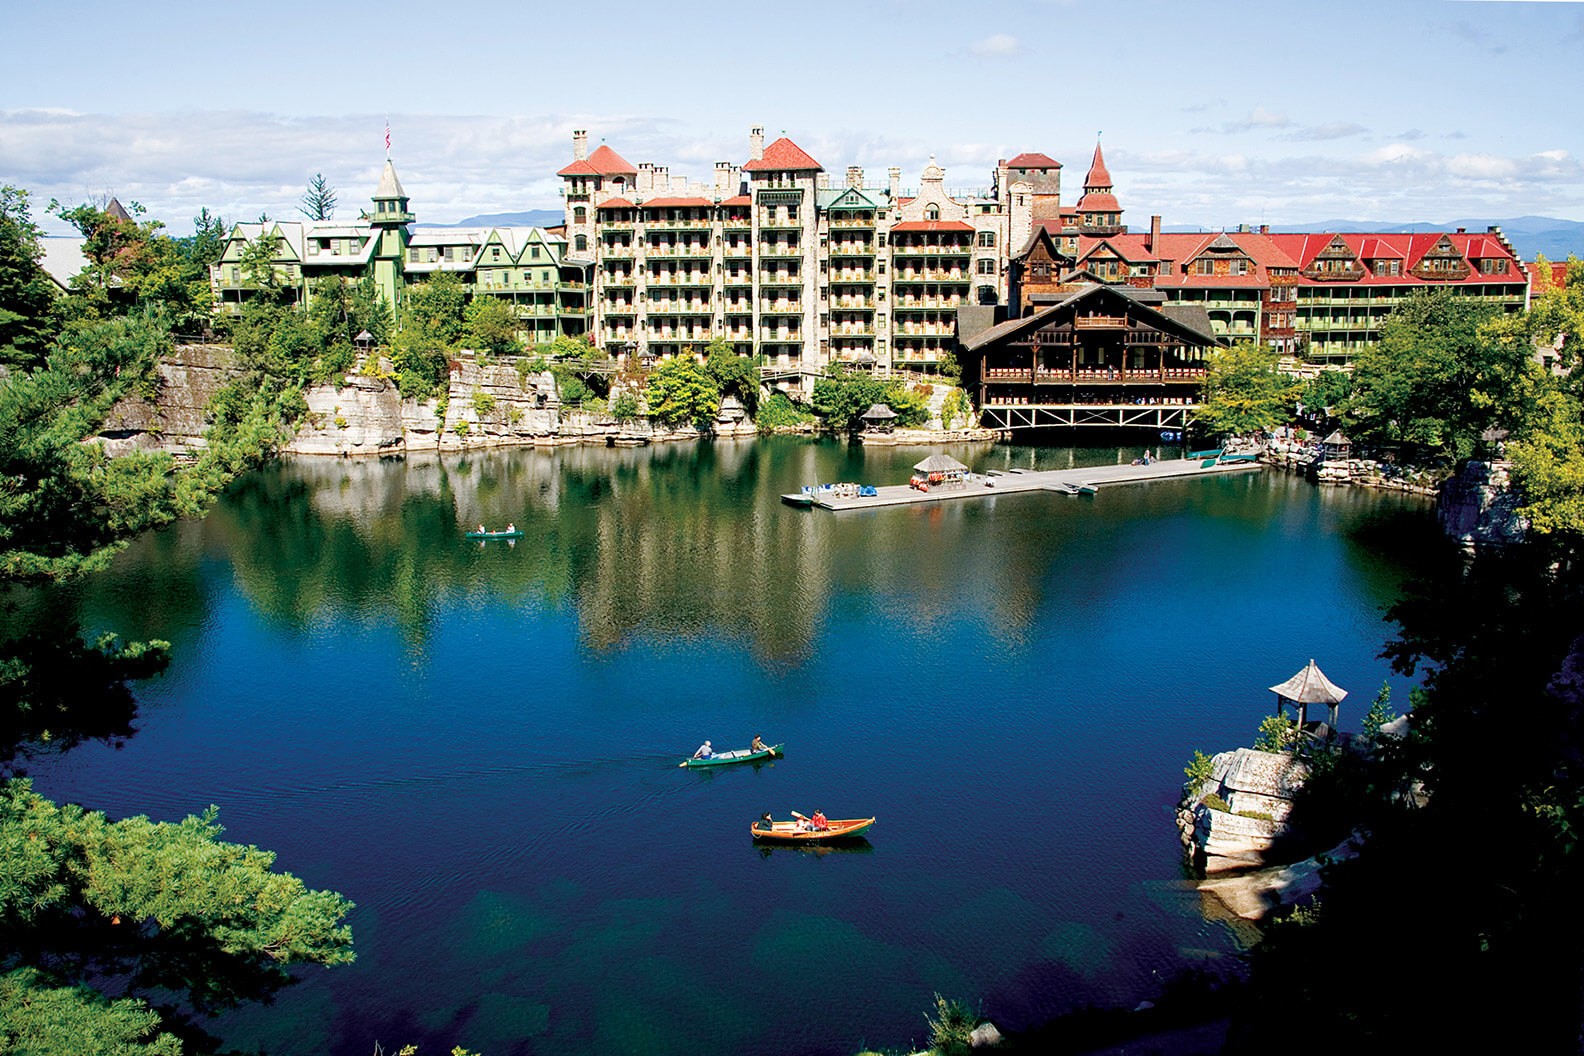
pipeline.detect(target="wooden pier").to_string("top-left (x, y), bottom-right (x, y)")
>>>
top-left (782, 456), bottom-right (1262, 511)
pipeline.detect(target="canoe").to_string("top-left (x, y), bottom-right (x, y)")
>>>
top-left (465, 530), bottom-right (524, 539)
top-left (680, 743), bottom-right (783, 768)
top-left (1077, 483), bottom-right (1098, 495)
top-left (751, 817), bottom-right (875, 842)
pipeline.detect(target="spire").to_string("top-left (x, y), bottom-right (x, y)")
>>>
top-left (375, 159), bottom-right (406, 201)
top-left (1084, 141), bottom-right (1112, 192)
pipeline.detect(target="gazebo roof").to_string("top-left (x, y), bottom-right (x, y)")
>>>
top-left (1269, 659), bottom-right (1348, 705)
top-left (914, 453), bottom-right (968, 473)
top-left (861, 403), bottom-right (898, 420)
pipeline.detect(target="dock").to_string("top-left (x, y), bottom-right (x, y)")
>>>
top-left (782, 456), bottom-right (1262, 511)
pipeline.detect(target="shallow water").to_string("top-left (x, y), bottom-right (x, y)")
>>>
top-left (13, 438), bottom-right (1441, 1055)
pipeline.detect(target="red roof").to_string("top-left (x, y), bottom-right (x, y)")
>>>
top-left (1084, 143), bottom-right (1112, 189)
top-left (557, 144), bottom-right (637, 178)
top-left (743, 137), bottom-right (822, 172)
top-left (720, 195), bottom-right (751, 207)
top-left (640, 197), bottom-right (713, 208)
top-left (1532, 261), bottom-right (1568, 289)
top-left (1007, 152), bottom-right (1062, 169)
top-left (892, 220), bottom-right (974, 232)
top-left (1075, 192), bottom-right (1120, 212)
top-left (596, 198), bottom-right (635, 210)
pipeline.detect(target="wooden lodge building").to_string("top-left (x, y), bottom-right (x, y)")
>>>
top-left (959, 224), bottom-right (1226, 433)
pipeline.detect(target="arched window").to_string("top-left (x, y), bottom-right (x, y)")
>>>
top-left (575, 234), bottom-right (587, 252)
top-left (925, 206), bottom-right (940, 221)
top-left (574, 206), bottom-right (586, 224)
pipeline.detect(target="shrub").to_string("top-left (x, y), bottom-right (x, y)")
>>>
top-left (755, 391), bottom-right (813, 433)
top-left (473, 391), bottom-right (496, 418)
top-left (1254, 714), bottom-right (1295, 753)
top-left (1201, 793), bottom-right (1231, 812)
top-left (1184, 749), bottom-right (1215, 789)
top-left (924, 993), bottom-right (978, 1056)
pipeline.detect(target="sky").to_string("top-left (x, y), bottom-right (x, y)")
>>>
top-left (4, 0), bottom-right (1582, 237)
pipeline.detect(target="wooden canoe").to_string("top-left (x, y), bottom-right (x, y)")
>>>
top-left (750, 817), bottom-right (875, 842)
top-left (465, 530), bottom-right (524, 539)
top-left (679, 743), bottom-right (783, 768)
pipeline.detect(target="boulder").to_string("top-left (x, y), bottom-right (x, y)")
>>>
top-left (970, 1022), bottom-right (1003, 1048)
top-left (1438, 460), bottom-right (1528, 550)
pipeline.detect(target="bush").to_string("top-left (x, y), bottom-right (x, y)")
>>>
top-left (1201, 793), bottom-right (1231, 812)
top-left (1184, 749), bottom-right (1215, 789)
top-left (924, 993), bottom-right (978, 1056)
top-left (1254, 714), bottom-right (1295, 753)
top-left (756, 391), bottom-right (813, 433)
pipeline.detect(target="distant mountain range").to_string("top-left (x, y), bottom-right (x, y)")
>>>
top-left (1165, 215), bottom-right (1584, 262)
top-left (422, 211), bottom-right (1583, 262)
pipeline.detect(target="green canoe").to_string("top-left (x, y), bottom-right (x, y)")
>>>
top-left (465, 530), bottom-right (524, 539)
top-left (679, 743), bottom-right (783, 768)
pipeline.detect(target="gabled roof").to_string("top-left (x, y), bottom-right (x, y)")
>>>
top-left (1083, 143), bottom-right (1112, 189)
top-left (819, 186), bottom-right (884, 210)
top-left (720, 194), bottom-right (752, 207)
top-left (597, 197), bottom-right (635, 210)
top-left (892, 220), bottom-right (973, 233)
top-left (743, 137), bottom-right (822, 172)
top-left (1007, 152), bottom-right (1062, 169)
top-left (965, 282), bottom-right (1227, 352)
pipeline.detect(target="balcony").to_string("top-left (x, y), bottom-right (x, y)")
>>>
top-left (642, 217), bottom-right (712, 230)
top-left (759, 244), bottom-right (803, 257)
top-left (890, 243), bottom-right (972, 256)
top-left (831, 297), bottom-right (876, 310)
top-left (759, 274), bottom-right (803, 287)
top-left (829, 216), bottom-right (876, 229)
top-left (1073, 315), bottom-right (1128, 329)
top-left (894, 270), bottom-right (968, 283)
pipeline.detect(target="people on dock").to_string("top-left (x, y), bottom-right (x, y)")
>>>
top-left (751, 734), bottom-right (768, 754)
top-left (692, 740), bottom-right (713, 760)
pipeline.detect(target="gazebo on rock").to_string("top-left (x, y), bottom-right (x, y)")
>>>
top-left (1269, 659), bottom-right (1348, 739)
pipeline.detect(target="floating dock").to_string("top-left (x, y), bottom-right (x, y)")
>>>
top-left (783, 456), bottom-right (1261, 511)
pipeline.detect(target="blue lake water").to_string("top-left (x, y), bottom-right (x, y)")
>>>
top-left (13, 438), bottom-right (1441, 1055)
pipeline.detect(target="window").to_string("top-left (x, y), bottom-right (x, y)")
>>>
top-left (574, 207), bottom-right (586, 224)
top-left (977, 231), bottom-right (996, 248)
top-left (575, 235), bottom-right (587, 252)
top-left (977, 259), bottom-right (996, 275)
top-left (925, 206), bottom-right (940, 221)
top-left (531, 246), bottom-right (541, 259)
top-left (491, 247), bottom-right (501, 260)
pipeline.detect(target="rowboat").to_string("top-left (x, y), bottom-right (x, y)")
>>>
top-left (679, 743), bottom-right (783, 768)
top-left (750, 817), bottom-right (875, 842)
top-left (465, 530), bottom-right (524, 539)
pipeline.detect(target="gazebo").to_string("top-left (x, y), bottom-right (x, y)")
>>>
top-left (861, 403), bottom-right (898, 433)
top-left (1269, 659), bottom-right (1348, 738)
top-left (914, 453), bottom-right (968, 485)
top-left (1321, 430), bottom-right (1351, 462)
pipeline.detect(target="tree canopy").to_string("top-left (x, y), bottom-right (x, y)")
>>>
top-left (1343, 290), bottom-right (1538, 463)
top-left (298, 173), bottom-right (337, 221)
top-left (810, 365), bottom-right (930, 430)
top-left (0, 187), bottom-right (59, 369)
top-left (644, 356), bottom-right (720, 426)
top-left (1191, 340), bottom-right (1300, 438)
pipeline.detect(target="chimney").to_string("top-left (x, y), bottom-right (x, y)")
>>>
top-left (888, 167), bottom-right (901, 199)
top-left (847, 165), bottom-right (863, 189)
top-left (715, 162), bottom-right (732, 194)
top-left (1148, 215), bottom-right (1161, 253)
top-left (750, 126), bottom-right (765, 162)
top-left (1456, 226), bottom-right (1466, 234)
top-left (817, 173), bottom-right (830, 189)
top-left (1259, 224), bottom-right (1269, 236)
top-left (573, 130), bottom-right (588, 162)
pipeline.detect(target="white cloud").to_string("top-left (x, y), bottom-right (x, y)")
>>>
top-left (1446, 152), bottom-right (1519, 180)
top-left (968, 34), bottom-right (1020, 57)
top-left (1290, 122), bottom-right (1369, 141)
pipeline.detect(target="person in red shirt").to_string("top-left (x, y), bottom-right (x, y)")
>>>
top-left (810, 809), bottom-right (828, 831)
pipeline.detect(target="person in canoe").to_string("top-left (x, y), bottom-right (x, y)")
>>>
top-left (692, 740), bottom-right (713, 760)
top-left (759, 811), bottom-right (774, 832)
top-left (810, 808), bottom-right (829, 831)
top-left (506, 522), bottom-right (515, 533)
top-left (477, 523), bottom-right (487, 534)
top-left (750, 734), bottom-right (769, 754)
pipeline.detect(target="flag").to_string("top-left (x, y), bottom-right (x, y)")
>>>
top-left (385, 122), bottom-right (391, 153)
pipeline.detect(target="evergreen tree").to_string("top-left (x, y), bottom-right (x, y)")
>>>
top-left (299, 173), bottom-right (336, 221)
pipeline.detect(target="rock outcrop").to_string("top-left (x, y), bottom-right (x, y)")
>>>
top-left (98, 344), bottom-right (750, 455)
top-left (1178, 747), bottom-right (1311, 874)
top-left (1438, 459), bottom-right (1529, 550)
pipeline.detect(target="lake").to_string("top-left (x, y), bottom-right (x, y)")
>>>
top-left (11, 437), bottom-right (1442, 1056)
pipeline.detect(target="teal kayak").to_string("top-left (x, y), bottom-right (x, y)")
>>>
top-left (465, 530), bottom-right (524, 539)
top-left (679, 743), bottom-right (783, 768)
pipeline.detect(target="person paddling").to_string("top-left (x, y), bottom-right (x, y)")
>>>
top-left (692, 740), bottom-right (713, 760)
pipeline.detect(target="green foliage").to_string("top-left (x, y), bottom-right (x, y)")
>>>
top-left (1200, 792), bottom-right (1231, 812)
top-left (552, 365), bottom-right (593, 407)
top-left (1361, 681), bottom-right (1397, 746)
top-left (1528, 255), bottom-right (1584, 381)
top-left (0, 967), bottom-right (182, 1055)
top-left (1300, 368), bottom-right (1353, 418)
top-left (543, 333), bottom-right (596, 362)
top-left (811, 365), bottom-right (930, 430)
top-left (0, 778), bottom-right (353, 1045)
top-left (403, 272), bottom-right (466, 348)
top-left (644, 357), bottom-right (720, 427)
top-left (1254, 714), bottom-right (1295, 753)
top-left (940, 387), bottom-right (973, 429)
top-left (1184, 749), bottom-right (1215, 789)
top-left (923, 993), bottom-right (978, 1056)
top-left (1344, 289), bottom-right (1539, 462)
top-left (472, 390), bottom-right (497, 419)
top-left (465, 296), bottom-right (524, 356)
top-left (1508, 388), bottom-right (1584, 548)
top-left (0, 186), bottom-right (61, 369)
top-left (610, 391), bottom-right (641, 422)
top-left (1192, 340), bottom-right (1300, 437)
top-left (755, 391), bottom-right (813, 434)
top-left (299, 173), bottom-right (336, 221)
top-left (703, 337), bottom-right (761, 414)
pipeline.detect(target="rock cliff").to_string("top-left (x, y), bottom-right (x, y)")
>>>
top-left (1178, 747), bottom-right (1311, 875)
top-left (1438, 459), bottom-right (1529, 550)
top-left (97, 344), bottom-right (748, 455)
